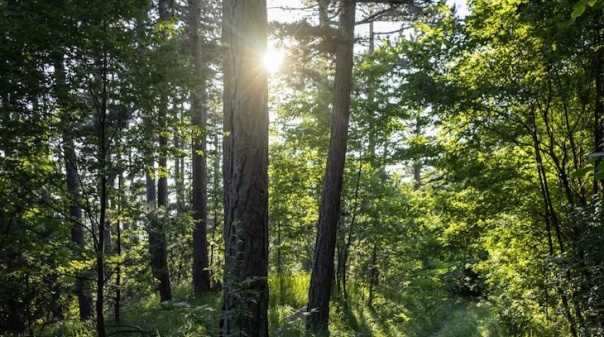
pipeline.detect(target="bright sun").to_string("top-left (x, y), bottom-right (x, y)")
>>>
top-left (263, 48), bottom-right (284, 74)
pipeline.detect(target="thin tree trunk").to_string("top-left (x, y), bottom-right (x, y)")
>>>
top-left (189, 0), bottom-right (212, 295)
top-left (529, 106), bottom-right (578, 337)
top-left (65, 134), bottom-right (94, 320)
top-left (96, 180), bottom-right (107, 337)
top-left (115, 173), bottom-right (123, 323)
top-left (365, 23), bottom-right (380, 310)
top-left (306, 0), bottom-right (356, 334)
top-left (554, 70), bottom-right (586, 206)
top-left (210, 128), bottom-right (221, 275)
top-left (146, 163), bottom-right (171, 301)
top-left (339, 155), bottom-right (363, 303)
top-left (221, 0), bottom-right (270, 335)
top-left (367, 245), bottom-right (378, 308)
top-left (538, 81), bottom-right (590, 332)
top-left (156, 108), bottom-right (172, 302)
top-left (95, 44), bottom-right (109, 337)
top-left (593, 24), bottom-right (603, 195)
top-left (174, 134), bottom-right (184, 209)
top-left (413, 117), bottom-right (422, 190)
top-left (592, 22), bottom-right (604, 329)
top-left (277, 222), bottom-right (286, 305)
top-left (148, 0), bottom-right (173, 302)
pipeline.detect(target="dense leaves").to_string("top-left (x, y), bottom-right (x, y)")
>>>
top-left (2, 0), bottom-right (604, 336)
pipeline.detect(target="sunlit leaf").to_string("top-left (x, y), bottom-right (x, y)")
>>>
top-left (572, 1), bottom-right (587, 18)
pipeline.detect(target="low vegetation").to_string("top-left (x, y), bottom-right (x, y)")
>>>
top-left (42, 274), bottom-right (511, 337)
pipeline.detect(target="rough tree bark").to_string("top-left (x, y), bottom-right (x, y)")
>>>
top-left (188, 0), bottom-right (212, 295)
top-left (221, 0), bottom-right (270, 335)
top-left (306, 0), bottom-right (356, 334)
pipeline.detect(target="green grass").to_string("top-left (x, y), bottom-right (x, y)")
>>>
top-left (404, 301), bottom-right (501, 337)
top-left (42, 275), bottom-right (507, 337)
top-left (268, 273), bottom-right (309, 337)
top-left (42, 285), bottom-right (222, 337)
top-left (268, 273), bottom-right (310, 309)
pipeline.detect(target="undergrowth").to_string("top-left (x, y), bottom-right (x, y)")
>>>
top-left (41, 273), bottom-right (509, 337)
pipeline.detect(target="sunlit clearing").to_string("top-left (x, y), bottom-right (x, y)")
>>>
top-left (263, 48), bottom-right (284, 74)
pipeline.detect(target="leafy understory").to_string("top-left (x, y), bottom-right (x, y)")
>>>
top-left (2, 0), bottom-right (604, 336)
top-left (44, 276), bottom-right (508, 337)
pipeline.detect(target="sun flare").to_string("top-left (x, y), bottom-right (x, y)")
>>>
top-left (263, 48), bottom-right (284, 74)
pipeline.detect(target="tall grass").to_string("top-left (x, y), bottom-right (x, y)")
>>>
top-left (40, 274), bottom-right (509, 337)
top-left (268, 273), bottom-right (310, 337)
top-left (42, 285), bottom-right (222, 337)
top-left (269, 273), bottom-right (310, 309)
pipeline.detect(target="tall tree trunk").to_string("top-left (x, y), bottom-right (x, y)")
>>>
top-left (592, 22), bottom-right (604, 329)
top-left (594, 25), bottom-right (604, 195)
top-left (174, 134), bottom-right (184, 209)
top-left (114, 173), bottom-right (123, 323)
top-left (156, 109), bottom-right (172, 302)
top-left (210, 128), bottom-right (220, 270)
top-left (221, 0), bottom-right (269, 335)
top-left (95, 45), bottom-right (110, 337)
top-left (146, 162), bottom-right (172, 301)
top-left (188, 0), bottom-right (212, 295)
top-left (306, 0), bottom-right (356, 334)
top-left (149, 0), bottom-right (173, 302)
top-left (55, 57), bottom-right (94, 321)
top-left (365, 23), bottom-right (380, 310)
top-left (65, 132), bottom-right (95, 320)
top-left (97, 176), bottom-right (107, 337)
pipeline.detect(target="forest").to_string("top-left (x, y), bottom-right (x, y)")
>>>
top-left (1, 0), bottom-right (603, 336)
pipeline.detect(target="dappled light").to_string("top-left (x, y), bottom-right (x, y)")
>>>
top-left (2, 0), bottom-right (603, 336)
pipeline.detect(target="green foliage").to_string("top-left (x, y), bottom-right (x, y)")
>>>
top-left (572, 0), bottom-right (604, 18)
top-left (121, 290), bottom-right (221, 337)
top-left (4, 0), bottom-right (604, 336)
top-left (41, 286), bottom-right (222, 337)
top-left (268, 274), bottom-right (310, 337)
top-left (385, 0), bottom-right (604, 336)
top-left (37, 279), bottom-right (507, 337)
top-left (269, 273), bottom-right (310, 309)
top-left (268, 80), bottom-right (332, 274)
top-left (0, 0), bottom-right (206, 334)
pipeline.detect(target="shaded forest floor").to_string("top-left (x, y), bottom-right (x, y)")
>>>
top-left (43, 274), bottom-right (503, 337)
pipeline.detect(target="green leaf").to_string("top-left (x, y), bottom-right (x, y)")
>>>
top-left (587, 0), bottom-right (597, 6)
top-left (572, 1), bottom-right (586, 18)
top-left (571, 166), bottom-right (593, 179)
top-left (414, 22), bottom-right (433, 35)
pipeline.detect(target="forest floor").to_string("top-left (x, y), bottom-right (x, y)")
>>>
top-left (45, 274), bottom-right (502, 337)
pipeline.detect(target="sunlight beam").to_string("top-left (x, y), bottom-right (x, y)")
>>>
top-left (263, 48), bottom-right (284, 74)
